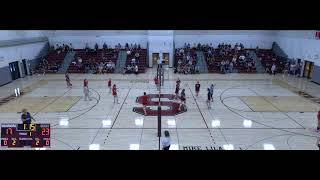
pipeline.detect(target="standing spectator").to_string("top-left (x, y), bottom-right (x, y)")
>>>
top-left (95, 43), bottom-right (99, 52)
top-left (161, 130), bottom-right (171, 150)
top-left (103, 43), bottom-right (107, 50)
top-left (195, 81), bottom-right (200, 97)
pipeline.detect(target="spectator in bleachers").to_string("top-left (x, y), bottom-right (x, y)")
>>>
top-left (134, 65), bottom-right (139, 75)
top-left (239, 43), bottom-right (244, 50)
top-left (98, 62), bottom-right (104, 74)
top-left (131, 58), bottom-right (136, 66)
top-left (232, 55), bottom-right (237, 65)
top-left (69, 43), bottom-right (73, 52)
top-left (85, 43), bottom-right (90, 52)
top-left (127, 50), bottom-right (131, 55)
top-left (103, 43), bottom-right (108, 50)
top-left (220, 60), bottom-right (225, 73)
top-left (135, 52), bottom-right (140, 59)
top-left (271, 63), bottom-right (276, 75)
top-left (94, 43), bottom-right (99, 52)
top-left (138, 44), bottom-right (141, 50)
top-left (229, 62), bottom-right (234, 73)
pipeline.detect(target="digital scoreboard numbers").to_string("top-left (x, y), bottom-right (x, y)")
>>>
top-left (1, 123), bottom-right (50, 148)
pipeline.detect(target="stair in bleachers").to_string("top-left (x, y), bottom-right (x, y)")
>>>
top-left (195, 51), bottom-right (208, 73)
top-left (249, 51), bottom-right (264, 73)
top-left (116, 50), bottom-right (127, 73)
top-left (57, 51), bottom-right (76, 74)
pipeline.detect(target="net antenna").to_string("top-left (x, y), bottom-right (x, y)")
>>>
top-left (157, 64), bottom-right (164, 150)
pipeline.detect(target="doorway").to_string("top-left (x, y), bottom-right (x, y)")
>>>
top-left (22, 59), bottom-right (28, 76)
top-left (162, 53), bottom-right (169, 65)
top-left (9, 61), bottom-right (21, 81)
top-left (152, 53), bottom-right (159, 66)
top-left (303, 60), bottom-right (314, 79)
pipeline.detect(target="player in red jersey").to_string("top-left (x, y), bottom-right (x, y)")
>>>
top-left (107, 78), bottom-right (112, 93)
top-left (154, 76), bottom-right (159, 91)
top-left (65, 73), bottom-right (72, 88)
top-left (112, 84), bottom-right (119, 104)
top-left (141, 92), bottom-right (149, 115)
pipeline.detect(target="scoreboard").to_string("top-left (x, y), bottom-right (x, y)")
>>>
top-left (1, 123), bottom-right (50, 148)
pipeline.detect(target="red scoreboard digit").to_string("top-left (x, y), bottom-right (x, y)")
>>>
top-left (1, 123), bottom-right (50, 148)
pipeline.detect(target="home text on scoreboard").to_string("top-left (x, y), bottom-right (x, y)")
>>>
top-left (1, 123), bottom-right (50, 148)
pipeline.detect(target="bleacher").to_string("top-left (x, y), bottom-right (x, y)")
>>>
top-left (204, 49), bottom-right (257, 73)
top-left (125, 49), bottom-right (147, 73)
top-left (174, 48), bottom-right (198, 73)
top-left (45, 51), bottom-right (67, 73)
top-left (257, 49), bottom-right (284, 73)
top-left (67, 49), bottom-right (119, 73)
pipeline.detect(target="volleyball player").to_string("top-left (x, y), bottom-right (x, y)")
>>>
top-left (209, 84), bottom-right (215, 102)
top-left (108, 78), bottom-right (112, 93)
top-left (83, 79), bottom-right (91, 101)
top-left (207, 88), bottom-right (212, 109)
top-left (178, 89), bottom-right (186, 111)
top-left (141, 92), bottom-right (149, 115)
top-left (195, 81), bottom-right (200, 97)
top-left (112, 84), bottom-right (119, 104)
top-left (65, 73), bottom-right (72, 88)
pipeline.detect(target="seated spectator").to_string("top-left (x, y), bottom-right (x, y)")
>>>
top-left (237, 45), bottom-right (241, 51)
top-left (127, 50), bottom-right (131, 55)
top-left (134, 65), bottom-right (139, 75)
top-left (229, 62), bottom-right (234, 73)
top-left (98, 62), bottom-right (104, 74)
top-left (131, 58), bottom-right (136, 66)
top-left (78, 57), bottom-right (83, 64)
top-left (135, 52), bottom-right (140, 59)
top-left (239, 54), bottom-right (245, 61)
